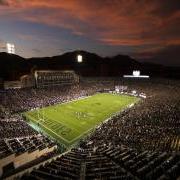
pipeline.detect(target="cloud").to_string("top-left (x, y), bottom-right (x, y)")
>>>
top-left (0, 0), bottom-right (8, 5)
top-left (32, 48), bottom-right (42, 54)
top-left (0, 39), bottom-right (6, 52)
top-left (132, 45), bottom-right (180, 66)
top-left (0, 0), bottom-right (179, 49)
top-left (151, 0), bottom-right (180, 17)
top-left (152, 45), bottom-right (180, 65)
top-left (0, 0), bottom-right (21, 7)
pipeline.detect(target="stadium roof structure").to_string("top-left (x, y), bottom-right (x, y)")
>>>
top-left (34, 70), bottom-right (76, 73)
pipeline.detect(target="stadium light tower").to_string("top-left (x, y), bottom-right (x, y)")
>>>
top-left (6, 43), bottom-right (15, 54)
top-left (77, 54), bottom-right (83, 63)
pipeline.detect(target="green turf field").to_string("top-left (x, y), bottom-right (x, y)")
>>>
top-left (24, 93), bottom-right (139, 147)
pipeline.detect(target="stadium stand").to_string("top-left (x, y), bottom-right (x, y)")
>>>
top-left (34, 70), bottom-right (79, 88)
top-left (0, 78), bottom-right (179, 179)
top-left (22, 145), bottom-right (180, 180)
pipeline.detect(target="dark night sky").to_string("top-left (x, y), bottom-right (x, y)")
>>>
top-left (0, 0), bottom-right (179, 66)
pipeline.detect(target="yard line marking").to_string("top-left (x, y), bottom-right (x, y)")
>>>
top-left (26, 114), bottom-right (71, 143)
top-left (42, 114), bottom-right (80, 136)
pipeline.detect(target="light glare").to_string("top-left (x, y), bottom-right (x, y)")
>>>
top-left (6, 43), bottom-right (15, 54)
top-left (77, 55), bottom-right (83, 63)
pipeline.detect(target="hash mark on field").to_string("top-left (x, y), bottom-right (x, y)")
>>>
top-left (47, 117), bottom-right (80, 135)
top-left (26, 114), bottom-right (71, 144)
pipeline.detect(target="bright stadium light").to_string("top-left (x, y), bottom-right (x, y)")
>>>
top-left (77, 54), bottom-right (83, 63)
top-left (123, 70), bottom-right (149, 78)
top-left (133, 70), bottom-right (140, 77)
top-left (6, 43), bottom-right (15, 54)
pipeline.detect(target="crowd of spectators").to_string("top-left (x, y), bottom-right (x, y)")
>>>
top-left (0, 78), bottom-right (179, 179)
top-left (0, 82), bottom-right (114, 116)
top-left (0, 115), bottom-right (38, 139)
top-left (0, 79), bottom-right (179, 151)
top-left (84, 85), bottom-right (180, 152)
top-left (81, 80), bottom-right (180, 152)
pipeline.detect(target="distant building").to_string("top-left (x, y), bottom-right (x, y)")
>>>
top-left (34, 70), bottom-right (79, 88)
top-left (10, 70), bottom-right (79, 89)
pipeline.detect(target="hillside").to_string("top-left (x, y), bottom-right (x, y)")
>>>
top-left (0, 52), bottom-right (29, 80)
top-left (0, 51), bottom-right (179, 80)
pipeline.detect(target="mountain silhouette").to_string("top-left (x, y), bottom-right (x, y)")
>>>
top-left (0, 51), bottom-right (179, 80)
top-left (0, 52), bottom-right (29, 80)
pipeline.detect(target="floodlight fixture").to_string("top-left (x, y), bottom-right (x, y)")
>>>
top-left (6, 43), bottom-right (15, 54)
top-left (77, 54), bottom-right (83, 63)
top-left (133, 70), bottom-right (140, 77)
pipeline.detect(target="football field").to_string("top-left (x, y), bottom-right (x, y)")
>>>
top-left (24, 93), bottom-right (139, 147)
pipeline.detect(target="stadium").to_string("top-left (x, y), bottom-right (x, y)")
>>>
top-left (0, 0), bottom-right (180, 179)
top-left (0, 65), bottom-right (179, 179)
